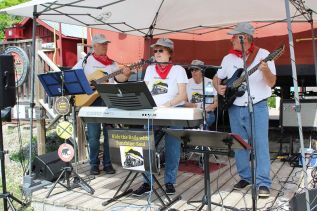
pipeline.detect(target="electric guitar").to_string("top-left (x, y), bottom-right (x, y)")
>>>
top-left (218, 45), bottom-right (285, 111)
top-left (75, 60), bottom-right (145, 106)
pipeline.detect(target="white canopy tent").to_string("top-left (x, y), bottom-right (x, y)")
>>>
top-left (0, 0), bottom-right (316, 37)
top-left (0, 1), bottom-right (316, 210)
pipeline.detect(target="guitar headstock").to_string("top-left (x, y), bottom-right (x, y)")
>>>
top-left (266, 44), bottom-right (285, 62)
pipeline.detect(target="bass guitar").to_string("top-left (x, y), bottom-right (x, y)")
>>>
top-left (218, 45), bottom-right (285, 111)
top-left (75, 60), bottom-right (146, 106)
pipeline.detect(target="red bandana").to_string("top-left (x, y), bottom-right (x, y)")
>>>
top-left (92, 53), bottom-right (113, 66)
top-left (155, 64), bottom-right (173, 79)
top-left (228, 43), bottom-right (255, 58)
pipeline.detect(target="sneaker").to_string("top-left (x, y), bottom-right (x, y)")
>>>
top-left (103, 165), bottom-right (116, 174)
top-left (233, 180), bottom-right (251, 190)
top-left (258, 186), bottom-right (270, 197)
top-left (132, 183), bottom-right (151, 197)
top-left (165, 183), bottom-right (176, 195)
top-left (90, 166), bottom-right (100, 175)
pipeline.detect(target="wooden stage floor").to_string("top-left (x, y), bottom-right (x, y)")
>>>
top-left (31, 155), bottom-right (315, 211)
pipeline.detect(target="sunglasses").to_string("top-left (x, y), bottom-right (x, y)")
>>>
top-left (153, 49), bottom-right (164, 53)
top-left (190, 68), bottom-right (201, 72)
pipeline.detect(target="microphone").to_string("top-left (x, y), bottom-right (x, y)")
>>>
top-left (82, 50), bottom-right (92, 65)
top-left (145, 56), bottom-right (155, 64)
top-left (239, 35), bottom-right (244, 45)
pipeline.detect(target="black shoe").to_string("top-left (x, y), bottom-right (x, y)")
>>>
top-left (258, 186), bottom-right (270, 197)
top-left (103, 165), bottom-right (116, 174)
top-left (233, 180), bottom-right (251, 190)
top-left (132, 183), bottom-right (151, 197)
top-left (165, 183), bottom-right (176, 195)
top-left (90, 166), bottom-right (100, 175)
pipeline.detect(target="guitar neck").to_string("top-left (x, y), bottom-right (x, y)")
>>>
top-left (94, 69), bottom-right (123, 84)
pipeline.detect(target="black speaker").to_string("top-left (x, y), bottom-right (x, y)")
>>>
top-left (32, 151), bottom-right (68, 182)
top-left (0, 55), bottom-right (16, 109)
top-left (290, 188), bottom-right (317, 211)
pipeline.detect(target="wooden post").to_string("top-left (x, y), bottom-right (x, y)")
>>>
top-left (77, 116), bottom-right (86, 161)
top-left (35, 39), bottom-right (46, 155)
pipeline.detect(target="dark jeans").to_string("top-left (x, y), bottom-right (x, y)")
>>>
top-left (86, 98), bottom-right (112, 168)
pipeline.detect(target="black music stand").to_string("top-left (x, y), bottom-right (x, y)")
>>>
top-left (38, 69), bottom-right (95, 196)
top-left (165, 129), bottom-right (251, 211)
top-left (96, 81), bottom-right (156, 110)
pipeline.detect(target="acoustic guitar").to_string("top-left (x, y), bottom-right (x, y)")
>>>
top-left (75, 60), bottom-right (145, 106)
top-left (218, 45), bottom-right (285, 111)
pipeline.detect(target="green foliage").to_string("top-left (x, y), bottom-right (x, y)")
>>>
top-left (268, 96), bottom-right (276, 108)
top-left (0, 0), bottom-right (30, 40)
top-left (9, 136), bottom-right (37, 163)
top-left (9, 130), bottom-right (66, 164)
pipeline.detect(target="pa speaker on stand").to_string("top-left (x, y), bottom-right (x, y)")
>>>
top-left (0, 55), bottom-right (16, 109)
top-left (0, 55), bottom-right (25, 210)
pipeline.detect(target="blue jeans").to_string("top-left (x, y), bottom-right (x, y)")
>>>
top-left (87, 98), bottom-right (112, 168)
top-left (206, 111), bottom-right (215, 128)
top-left (144, 125), bottom-right (182, 185)
top-left (228, 100), bottom-right (271, 188)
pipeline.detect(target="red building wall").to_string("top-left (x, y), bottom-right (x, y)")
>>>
top-left (5, 18), bottom-right (83, 68)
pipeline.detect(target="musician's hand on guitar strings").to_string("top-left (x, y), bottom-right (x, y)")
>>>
top-left (122, 66), bottom-right (131, 77)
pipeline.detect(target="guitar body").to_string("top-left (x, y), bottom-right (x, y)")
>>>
top-left (74, 59), bottom-right (146, 107)
top-left (217, 45), bottom-right (285, 111)
top-left (75, 70), bottom-right (107, 107)
top-left (218, 68), bottom-right (246, 111)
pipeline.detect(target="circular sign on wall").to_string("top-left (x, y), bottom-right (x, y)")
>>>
top-left (54, 96), bottom-right (70, 115)
top-left (3, 46), bottom-right (30, 87)
top-left (58, 143), bottom-right (75, 162)
top-left (56, 121), bottom-right (73, 140)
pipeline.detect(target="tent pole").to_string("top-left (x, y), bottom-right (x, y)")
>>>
top-left (284, 1), bottom-right (310, 210)
top-left (22, 6), bottom-right (51, 196)
top-left (29, 5), bottom-right (37, 178)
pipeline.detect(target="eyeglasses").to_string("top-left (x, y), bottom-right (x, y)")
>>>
top-left (153, 49), bottom-right (164, 53)
top-left (190, 68), bottom-right (201, 72)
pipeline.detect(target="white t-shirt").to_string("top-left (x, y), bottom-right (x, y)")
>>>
top-left (216, 48), bottom-right (276, 106)
top-left (144, 65), bottom-right (188, 107)
top-left (187, 77), bottom-right (217, 107)
top-left (73, 55), bottom-right (118, 83)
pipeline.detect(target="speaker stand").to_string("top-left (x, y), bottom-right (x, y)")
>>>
top-left (0, 111), bottom-right (25, 210)
top-left (46, 163), bottom-right (95, 198)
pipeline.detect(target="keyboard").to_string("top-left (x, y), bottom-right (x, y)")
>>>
top-left (78, 107), bottom-right (203, 127)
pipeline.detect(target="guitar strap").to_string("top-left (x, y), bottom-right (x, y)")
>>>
top-left (246, 46), bottom-right (260, 68)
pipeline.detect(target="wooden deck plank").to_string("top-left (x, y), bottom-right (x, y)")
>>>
top-left (271, 165), bottom-right (304, 210)
top-left (231, 159), bottom-right (285, 210)
top-left (53, 168), bottom-right (130, 209)
top-left (30, 158), bottom-right (315, 211)
top-left (229, 159), bottom-right (285, 210)
top-left (175, 158), bottom-right (236, 211)
top-left (210, 158), bottom-right (283, 210)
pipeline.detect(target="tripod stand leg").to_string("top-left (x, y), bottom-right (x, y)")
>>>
top-left (143, 174), bottom-right (181, 211)
top-left (102, 171), bottom-right (138, 206)
top-left (46, 169), bottom-right (66, 198)
top-left (72, 171), bottom-right (95, 194)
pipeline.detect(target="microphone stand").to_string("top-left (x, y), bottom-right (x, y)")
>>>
top-left (201, 67), bottom-right (208, 130)
top-left (239, 36), bottom-right (257, 211)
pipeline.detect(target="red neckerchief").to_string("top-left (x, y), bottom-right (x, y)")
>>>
top-left (155, 64), bottom-right (173, 79)
top-left (228, 43), bottom-right (255, 58)
top-left (92, 53), bottom-right (113, 66)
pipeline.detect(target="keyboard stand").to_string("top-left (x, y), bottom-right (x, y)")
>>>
top-left (102, 171), bottom-right (181, 210)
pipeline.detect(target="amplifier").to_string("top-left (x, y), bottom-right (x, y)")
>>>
top-left (282, 99), bottom-right (317, 128)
